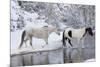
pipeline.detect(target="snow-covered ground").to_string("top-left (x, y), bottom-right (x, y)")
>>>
top-left (83, 58), bottom-right (95, 62)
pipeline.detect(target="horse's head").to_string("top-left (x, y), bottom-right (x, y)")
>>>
top-left (86, 27), bottom-right (93, 36)
top-left (48, 25), bottom-right (60, 35)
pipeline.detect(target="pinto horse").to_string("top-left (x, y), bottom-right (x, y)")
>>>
top-left (19, 24), bottom-right (59, 49)
top-left (62, 27), bottom-right (94, 47)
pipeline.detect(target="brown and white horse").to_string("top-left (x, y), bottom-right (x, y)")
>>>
top-left (62, 27), bottom-right (94, 47)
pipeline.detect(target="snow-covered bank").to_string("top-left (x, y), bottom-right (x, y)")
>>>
top-left (83, 58), bottom-right (95, 62)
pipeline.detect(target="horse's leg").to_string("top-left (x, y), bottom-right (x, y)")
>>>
top-left (68, 38), bottom-right (73, 47)
top-left (80, 38), bottom-right (84, 48)
top-left (79, 38), bottom-right (84, 62)
top-left (30, 37), bottom-right (32, 46)
top-left (24, 38), bottom-right (28, 48)
top-left (19, 30), bottom-right (26, 49)
top-left (62, 30), bottom-right (67, 47)
top-left (77, 38), bottom-right (84, 48)
top-left (29, 36), bottom-right (33, 48)
top-left (77, 38), bottom-right (83, 62)
top-left (41, 37), bottom-right (48, 48)
top-left (19, 40), bottom-right (24, 49)
top-left (45, 39), bottom-right (48, 45)
top-left (44, 37), bottom-right (48, 45)
top-left (44, 39), bottom-right (48, 47)
top-left (62, 37), bottom-right (66, 47)
top-left (77, 39), bottom-right (80, 45)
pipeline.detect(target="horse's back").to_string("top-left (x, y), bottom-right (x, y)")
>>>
top-left (72, 27), bottom-right (85, 38)
top-left (24, 24), bottom-right (58, 40)
top-left (64, 27), bottom-right (85, 38)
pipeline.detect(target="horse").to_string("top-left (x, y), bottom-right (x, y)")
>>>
top-left (62, 27), bottom-right (94, 47)
top-left (19, 24), bottom-right (59, 49)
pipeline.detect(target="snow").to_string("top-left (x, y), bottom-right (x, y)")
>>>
top-left (22, 11), bottom-right (39, 23)
top-left (25, 21), bottom-right (48, 29)
top-left (83, 58), bottom-right (95, 62)
top-left (11, 30), bottom-right (22, 50)
top-left (47, 32), bottom-right (63, 48)
top-left (11, 0), bottom-right (20, 20)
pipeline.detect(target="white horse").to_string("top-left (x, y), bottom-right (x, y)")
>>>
top-left (62, 27), bottom-right (94, 47)
top-left (19, 24), bottom-right (59, 49)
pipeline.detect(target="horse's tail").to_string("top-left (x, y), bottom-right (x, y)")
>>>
top-left (19, 30), bottom-right (26, 49)
top-left (62, 30), bottom-right (66, 47)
